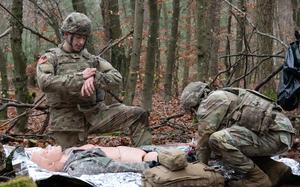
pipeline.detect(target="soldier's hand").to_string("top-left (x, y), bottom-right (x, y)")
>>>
top-left (82, 68), bottom-right (96, 80)
top-left (81, 76), bottom-right (95, 96)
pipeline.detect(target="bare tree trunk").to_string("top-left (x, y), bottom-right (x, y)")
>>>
top-left (256, 0), bottom-right (275, 95)
top-left (130, 0), bottom-right (135, 22)
top-left (233, 0), bottom-right (246, 87)
top-left (142, 0), bottom-right (159, 111)
top-left (164, 0), bottom-right (180, 101)
top-left (33, 0), bottom-right (40, 59)
top-left (292, 0), bottom-right (300, 29)
top-left (182, 0), bottom-right (191, 89)
top-left (0, 47), bottom-right (8, 119)
top-left (10, 0), bottom-right (32, 132)
top-left (124, 0), bottom-right (144, 105)
top-left (196, 0), bottom-right (209, 81)
top-left (100, 0), bottom-right (128, 90)
top-left (162, 2), bottom-right (169, 44)
top-left (153, 4), bottom-right (162, 90)
top-left (72, 0), bottom-right (95, 54)
top-left (207, 0), bottom-right (221, 79)
top-left (224, 0), bottom-right (232, 80)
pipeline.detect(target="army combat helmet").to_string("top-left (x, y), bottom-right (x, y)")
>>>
top-left (61, 12), bottom-right (91, 36)
top-left (180, 81), bottom-right (210, 111)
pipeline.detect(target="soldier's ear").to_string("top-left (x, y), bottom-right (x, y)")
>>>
top-left (62, 32), bottom-right (70, 39)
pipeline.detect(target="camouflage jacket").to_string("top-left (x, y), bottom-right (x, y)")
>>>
top-left (36, 45), bottom-right (122, 108)
top-left (196, 88), bottom-right (296, 139)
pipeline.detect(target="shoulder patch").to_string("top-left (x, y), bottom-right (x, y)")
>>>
top-left (37, 55), bottom-right (48, 64)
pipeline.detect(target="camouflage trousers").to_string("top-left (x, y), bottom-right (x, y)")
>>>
top-left (208, 125), bottom-right (292, 173)
top-left (49, 102), bottom-right (152, 149)
top-left (63, 148), bottom-right (149, 176)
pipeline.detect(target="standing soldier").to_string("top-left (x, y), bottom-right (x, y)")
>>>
top-left (180, 81), bottom-right (295, 187)
top-left (36, 12), bottom-right (152, 149)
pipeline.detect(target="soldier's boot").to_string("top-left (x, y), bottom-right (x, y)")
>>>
top-left (253, 157), bottom-right (291, 186)
top-left (227, 164), bottom-right (272, 187)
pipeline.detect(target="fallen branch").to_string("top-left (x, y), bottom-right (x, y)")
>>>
top-left (2, 95), bottom-right (46, 133)
top-left (151, 112), bottom-right (185, 130)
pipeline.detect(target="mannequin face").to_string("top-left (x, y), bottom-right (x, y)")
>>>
top-left (31, 146), bottom-right (64, 172)
top-left (63, 32), bottom-right (87, 52)
top-left (40, 146), bottom-right (63, 161)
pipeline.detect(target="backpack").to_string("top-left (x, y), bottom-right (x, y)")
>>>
top-left (142, 162), bottom-right (224, 187)
top-left (228, 89), bottom-right (276, 134)
top-left (277, 41), bottom-right (300, 111)
top-left (157, 148), bottom-right (188, 171)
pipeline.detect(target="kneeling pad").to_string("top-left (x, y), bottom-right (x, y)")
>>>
top-left (142, 163), bottom-right (224, 187)
top-left (157, 148), bottom-right (187, 171)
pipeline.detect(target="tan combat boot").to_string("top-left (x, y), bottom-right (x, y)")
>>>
top-left (227, 164), bottom-right (272, 187)
top-left (254, 157), bottom-right (291, 186)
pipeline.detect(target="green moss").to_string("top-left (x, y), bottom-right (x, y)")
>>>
top-left (0, 176), bottom-right (37, 187)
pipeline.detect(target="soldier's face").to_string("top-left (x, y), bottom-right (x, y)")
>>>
top-left (71, 34), bottom-right (87, 52)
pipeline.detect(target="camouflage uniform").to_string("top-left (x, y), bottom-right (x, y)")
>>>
top-left (180, 82), bottom-right (295, 174)
top-left (63, 148), bottom-right (149, 176)
top-left (36, 12), bottom-right (151, 149)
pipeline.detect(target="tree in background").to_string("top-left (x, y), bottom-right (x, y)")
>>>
top-left (181, 0), bottom-right (192, 89)
top-left (292, 0), bottom-right (300, 29)
top-left (164, 0), bottom-right (180, 102)
top-left (101, 0), bottom-right (128, 90)
top-left (28, 0), bottom-right (62, 43)
top-left (207, 0), bottom-right (221, 80)
top-left (10, 0), bottom-right (32, 132)
top-left (256, 0), bottom-right (275, 95)
top-left (0, 47), bottom-right (8, 119)
top-left (142, 0), bottom-right (159, 111)
top-left (234, 0), bottom-right (246, 87)
top-left (195, 0), bottom-right (209, 81)
top-left (124, 0), bottom-right (144, 105)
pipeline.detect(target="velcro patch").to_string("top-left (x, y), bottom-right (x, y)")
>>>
top-left (38, 55), bottom-right (48, 64)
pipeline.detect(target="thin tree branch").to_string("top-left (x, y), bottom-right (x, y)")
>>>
top-left (254, 64), bottom-right (283, 91)
top-left (0, 27), bottom-right (11, 39)
top-left (98, 30), bottom-right (134, 56)
top-left (27, 0), bottom-right (52, 23)
top-left (223, 0), bottom-right (288, 48)
top-left (228, 50), bottom-right (284, 86)
top-left (0, 3), bottom-right (57, 45)
top-left (209, 60), bottom-right (240, 87)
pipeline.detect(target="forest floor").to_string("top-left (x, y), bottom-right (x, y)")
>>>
top-left (1, 86), bottom-right (300, 163)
